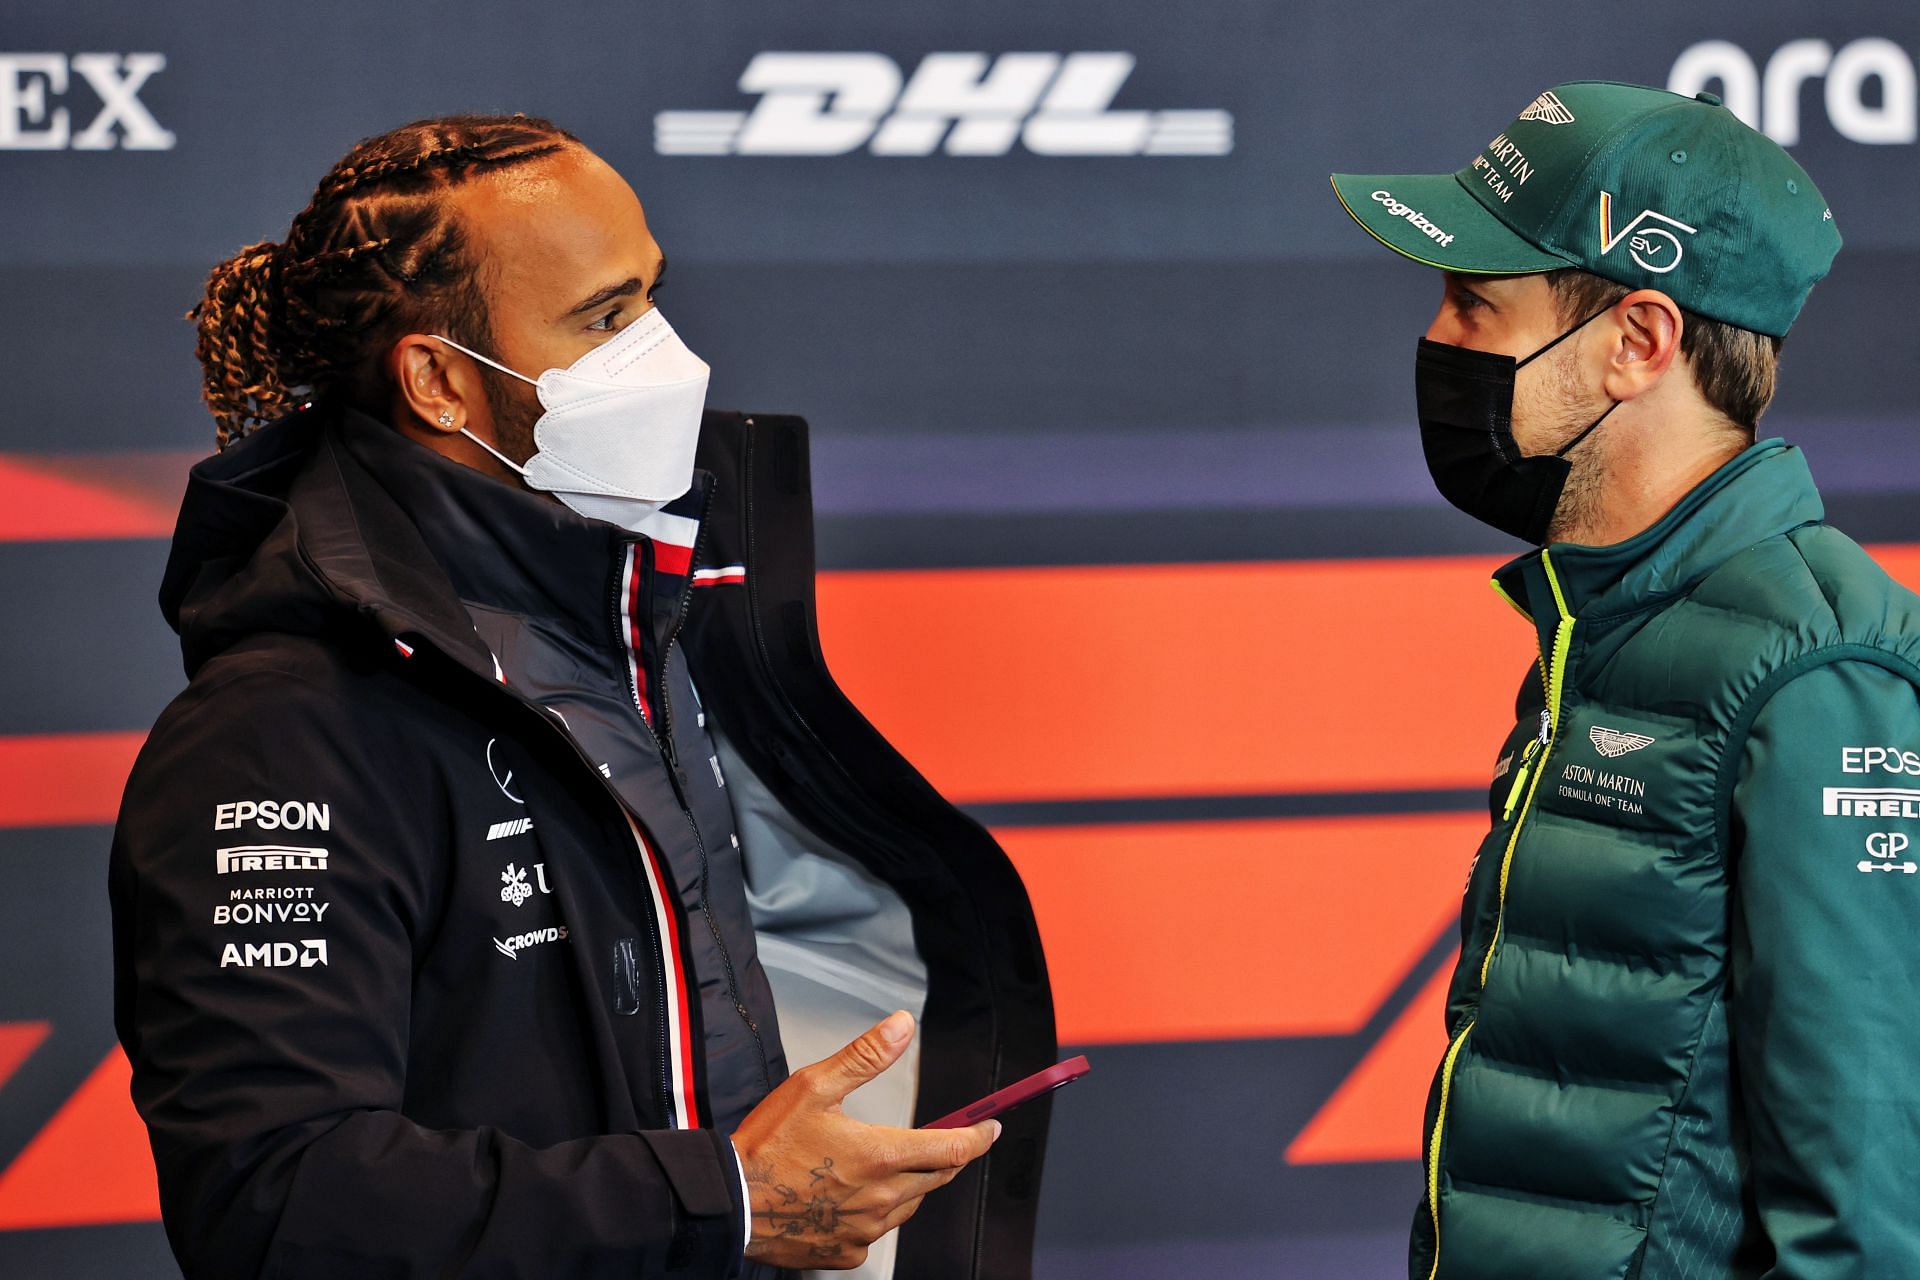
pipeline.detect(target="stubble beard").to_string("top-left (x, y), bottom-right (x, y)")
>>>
top-left (484, 374), bottom-right (543, 474)
top-left (1532, 345), bottom-right (1614, 546)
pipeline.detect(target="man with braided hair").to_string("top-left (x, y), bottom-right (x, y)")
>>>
top-left (110, 115), bottom-right (1056, 1280)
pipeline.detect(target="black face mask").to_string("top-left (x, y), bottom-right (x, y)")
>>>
top-left (1414, 308), bottom-right (1619, 544)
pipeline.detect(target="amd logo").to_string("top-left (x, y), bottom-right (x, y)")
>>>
top-left (219, 939), bottom-right (329, 969)
top-left (1670, 38), bottom-right (1916, 145)
top-left (655, 52), bottom-right (1232, 157)
top-left (0, 53), bottom-right (175, 150)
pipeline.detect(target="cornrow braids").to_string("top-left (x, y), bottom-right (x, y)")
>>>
top-left (188, 114), bottom-right (578, 449)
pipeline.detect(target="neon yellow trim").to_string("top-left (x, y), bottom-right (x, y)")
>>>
top-left (1495, 571), bottom-right (1552, 689)
top-left (1540, 548), bottom-right (1574, 624)
top-left (1425, 1020), bottom-right (1475, 1280)
top-left (1489, 577), bottom-right (1530, 620)
top-left (1478, 553), bottom-right (1576, 987)
top-left (1432, 550), bottom-right (1580, 1276)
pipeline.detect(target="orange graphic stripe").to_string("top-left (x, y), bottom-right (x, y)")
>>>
top-left (0, 1048), bottom-right (160, 1228)
top-left (8, 546), bottom-right (1920, 829)
top-left (0, 452), bottom-right (191, 542)
top-left (821, 556), bottom-right (1530, 803)
top-left (821, 547), bottom-right (1920, 805)
top-left (1287, 951), bottom-right (1455, 1164)
top-left (0, 732), bottom-right (146, 829)
top-left (0, 1023), bottom-right (51, 1092)
top-left (997, 813), bottom-right (1480, 1044)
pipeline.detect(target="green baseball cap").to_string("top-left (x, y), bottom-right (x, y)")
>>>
top-left (1331, 80), bottom-right (1842, 336)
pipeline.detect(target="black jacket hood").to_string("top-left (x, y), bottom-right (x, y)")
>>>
top-left (163, 405), bottom-right (537, 680)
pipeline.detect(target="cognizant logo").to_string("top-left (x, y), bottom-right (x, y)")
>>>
top-left (655, 53), bottom-right (1233, 157)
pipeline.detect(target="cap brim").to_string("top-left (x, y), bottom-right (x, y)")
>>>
top-left (1330, 172), bottom-right (1573, 274)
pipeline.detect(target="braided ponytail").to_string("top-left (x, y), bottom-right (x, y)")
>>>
top-left (188, 114), bottom-right (576, 450)
top-left (189, 240), bottom-right (301, 448)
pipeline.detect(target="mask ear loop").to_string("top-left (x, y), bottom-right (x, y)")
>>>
top-left (1515, 302), bottom-right (1617, 369)
top-left (432, 335), bottom-right (539, 477)
top-left (1512, 302), bottom-right (1624, 458)
top-left (1552, 398), bottom-right (1621, 459)
top-left (433, 334), bottom-right (540, 386)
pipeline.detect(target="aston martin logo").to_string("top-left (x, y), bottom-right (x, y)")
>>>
top-left (1517, 91), bottom-right (1576, 125)
top-left (1590, 726), bottom-right (1655, 758)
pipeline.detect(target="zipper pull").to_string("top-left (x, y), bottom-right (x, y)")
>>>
top-left (1502, 758), bottom-right (1533, 821)
top-left (1502, 723), bottom-right (1550, 821)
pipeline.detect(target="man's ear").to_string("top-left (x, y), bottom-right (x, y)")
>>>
top-left (1602, 290), bottom-right (1684, 402)
top-left (388, 334), bottom-right (479, 436)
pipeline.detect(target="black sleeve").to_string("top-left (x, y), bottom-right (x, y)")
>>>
top-left (110, 662), bottom-right (745, 1279)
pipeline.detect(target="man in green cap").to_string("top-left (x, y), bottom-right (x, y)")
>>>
top-left (1333, 81), bottom-right (1920, 1279)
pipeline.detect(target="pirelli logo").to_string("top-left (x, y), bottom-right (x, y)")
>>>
top-left (1823, 787), bottom-right (1920, 819)
top-left (216, 845), bottom-right (330, 874)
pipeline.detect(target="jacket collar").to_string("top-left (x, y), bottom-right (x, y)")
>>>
top-left (1493, 439), bottom-right (1824, 629)
top-left (336, 411), bottom-right (631, 642)
top-left (286, 412), bottom-right (503, 676)
top-left (163, 402), bottom-right (708, 684)
top-left (314, 409), bottom-right (716, 675)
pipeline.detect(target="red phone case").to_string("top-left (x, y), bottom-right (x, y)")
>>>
top-left (921, 1055), bottom-right (1092, 1129)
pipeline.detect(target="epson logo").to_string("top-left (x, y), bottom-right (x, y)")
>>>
top-left (215, 800), bottom-right (331, 832)
top-left (220, 939), bottom-right (329, 969)
top-left (656, 52), bottom-right (1232, 158)
top-left (0, 54), bottom-right (174, 150)
top-left (1670, 38), bottom-right (1916, 145)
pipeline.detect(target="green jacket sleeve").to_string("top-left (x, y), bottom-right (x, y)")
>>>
top-left (1730, 658), bottom-right (1920, 1278)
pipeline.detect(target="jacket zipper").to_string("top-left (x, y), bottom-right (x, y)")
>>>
top-left (624, 516), bottom-right (777, 1101)
top-left (1424, 550), bottom-right (1576, 1280)
top-left (655, 514), bottom-right (777, 1093)
top-left (611, 541), bottom-right (682, 1123)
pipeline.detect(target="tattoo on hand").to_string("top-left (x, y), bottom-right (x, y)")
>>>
top-left (744, 1154), bottom-right (849, 1260)
top-left (764, 1194), bottom-right (844, 1237)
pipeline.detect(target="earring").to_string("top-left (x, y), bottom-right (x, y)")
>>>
top-left (437, 409), bottom-right (455, 428)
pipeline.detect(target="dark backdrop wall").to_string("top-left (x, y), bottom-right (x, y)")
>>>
top-left (2, 3), bottom-right (1916, 1276)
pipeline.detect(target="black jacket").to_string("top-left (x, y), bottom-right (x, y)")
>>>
top-left (109, 404), bottom-right (1056, 1279)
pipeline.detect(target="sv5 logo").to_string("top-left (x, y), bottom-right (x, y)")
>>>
top-left (655, 52), bottom-right (1232, 158)
top-left (1598, 190), bottom-right (1699, 274)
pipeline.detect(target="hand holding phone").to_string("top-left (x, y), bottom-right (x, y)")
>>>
top-left (922, 1055), bottom-right (1092, 1129)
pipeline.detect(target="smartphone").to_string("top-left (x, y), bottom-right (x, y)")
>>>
top-left (921, 1055), bottom-right (1092, 1129)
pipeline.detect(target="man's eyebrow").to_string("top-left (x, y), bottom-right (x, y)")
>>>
top-left (562, 277), bottom-right (646, 320)
top-left (1446, 272), bottom-right (1493, 304)
top-left (559, 255), bottom-right (669, 321)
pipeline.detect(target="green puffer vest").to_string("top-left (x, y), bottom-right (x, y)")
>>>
top-left (1410, 440), bottom-right (1920, 1280)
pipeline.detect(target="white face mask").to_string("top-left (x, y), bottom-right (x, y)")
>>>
top-left (435, 307), bottom-right (711, 529)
